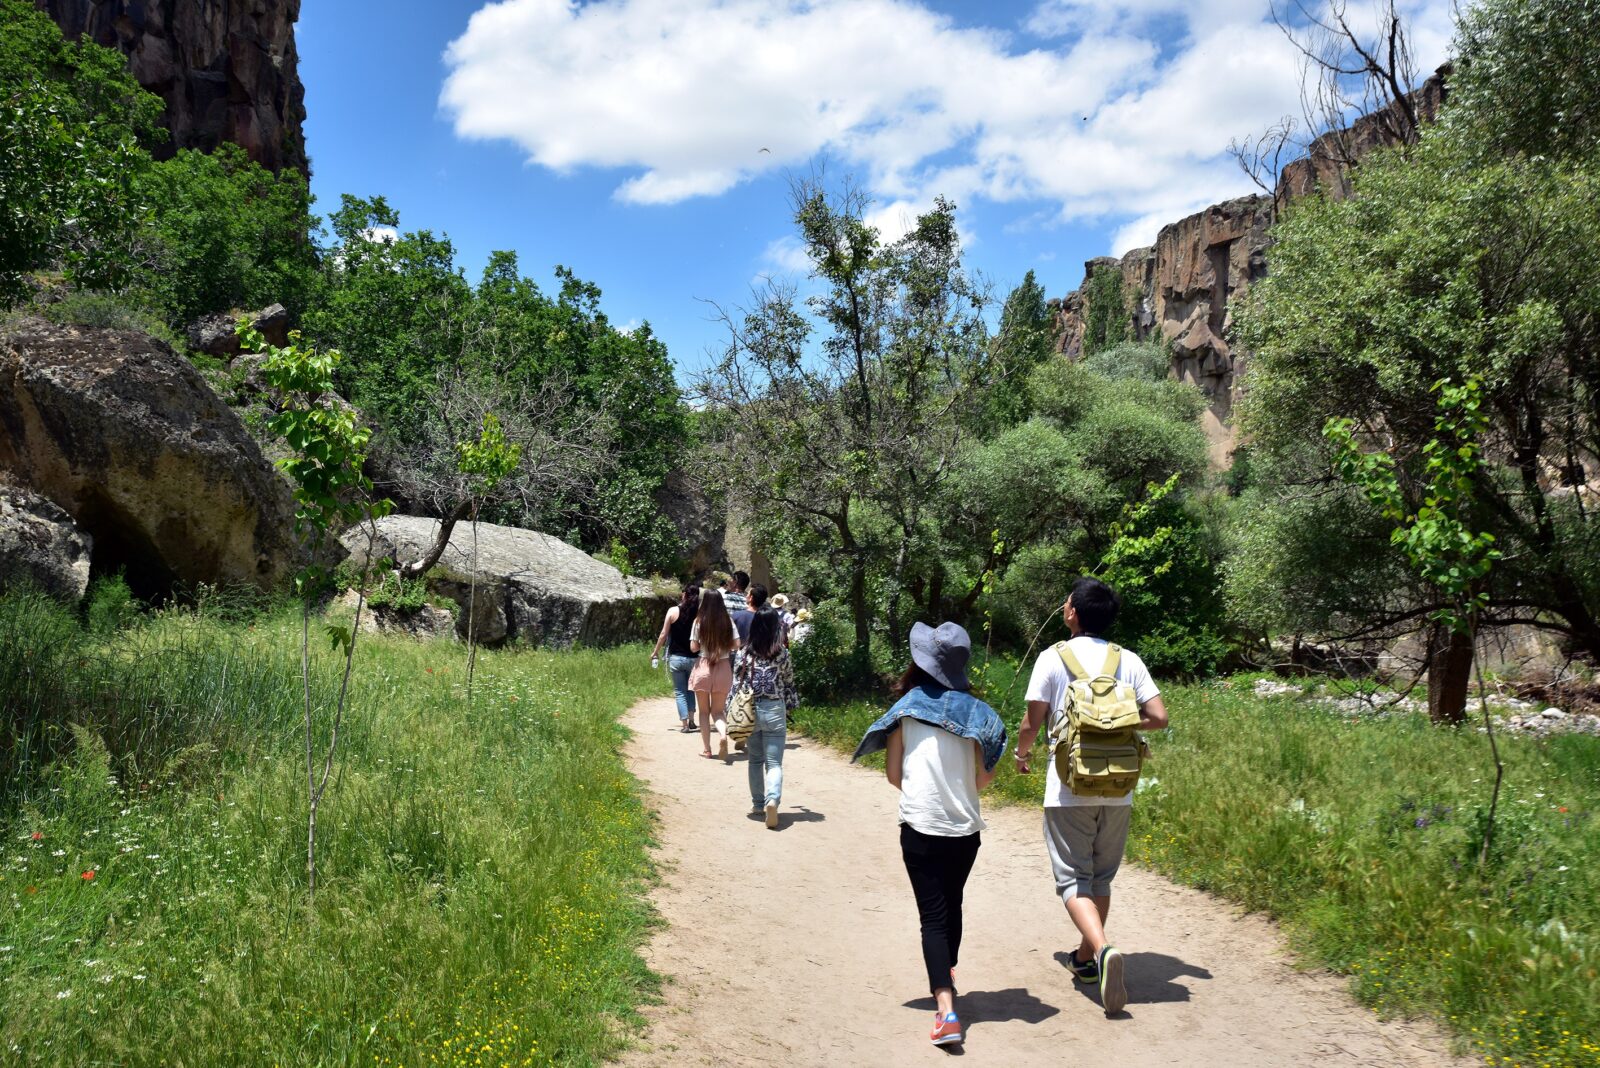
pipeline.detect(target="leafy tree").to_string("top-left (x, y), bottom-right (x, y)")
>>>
top-left (1236, 4), bottom-right (1600, 698)
top-left (241, 321), bottom-right (392, 896)
top-left (697, 182), bottom-right (996, 663)
top-left (976, 269), bottom-right (1055, 432)
top-left (131, 144), bottom-right (318, 324)
top-left (0, 0), bottom-right (161, 304)
top-left (1082, 262), bottom-right (1130, 355)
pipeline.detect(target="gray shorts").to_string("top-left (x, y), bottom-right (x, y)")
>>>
top-left (1043, 806), bottom-right (1132, 901)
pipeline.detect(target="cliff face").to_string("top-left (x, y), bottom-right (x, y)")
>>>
top-left (38, 0), bottom-right (307, 176)
top-left (1052, 70), bottom-right (1449, 463)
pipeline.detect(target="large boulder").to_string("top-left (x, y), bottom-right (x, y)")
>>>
top-left (0, 318), bottom-right (301, 598)
top-left (343, 516), bottom-right (674, 649)
top-left (0, 479), bottom-right (92, 602)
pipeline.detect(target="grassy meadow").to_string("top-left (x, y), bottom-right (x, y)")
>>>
top-left (792, 657), bottom-right (1600, 1068)
top-left (1, 589), bottom-right (664, 1066)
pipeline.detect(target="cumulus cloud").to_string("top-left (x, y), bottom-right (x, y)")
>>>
top-left (442, 0), bottom-right (1453, 254)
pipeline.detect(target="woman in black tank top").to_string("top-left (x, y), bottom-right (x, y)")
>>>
top-left (650, 585), bottom-right (702, 732)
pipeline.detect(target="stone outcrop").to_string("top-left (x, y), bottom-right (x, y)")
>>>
top-left (38, 0), bottom-right (307, 176)
top-left (186, 303), bottom-right (289, 358)
top-left (0, 479), bottom-right (92, 602)
top-left (342, 516), bottom-right (675, 649)
top-left (654, 468), bottom-right (726, 577)
top-left (1051, 68), bottom-right (1450, 464)
top-left (0, 318), bottom-right (302, 598)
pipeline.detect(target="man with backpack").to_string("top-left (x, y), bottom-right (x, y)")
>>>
top-left (1011, 577), bottom-right (1168, 1016)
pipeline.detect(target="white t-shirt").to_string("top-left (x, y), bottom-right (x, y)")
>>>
top-left (898, 718), bottom-right (986, 836)
top-left (1024, 636), bottom-right (1159, 809)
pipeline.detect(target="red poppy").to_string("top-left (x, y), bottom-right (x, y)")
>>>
top-left (81, 871), bottom-right (95, 881)
top-left (30, 831), bottom-right (42, 841)
top-left (25, 886), bottom-right (37, 894)
top-left (1559, 806), bottom-right (1569, 813)
top-left (426, 667), bottom-right (434, 674)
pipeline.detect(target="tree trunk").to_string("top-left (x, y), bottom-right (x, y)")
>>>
top-left (1426, 624), bottom-right (1474, 725)
top-left (399, 499), bottom-right (473, 579)
top-left (850, 550), bottom-right (869, 662)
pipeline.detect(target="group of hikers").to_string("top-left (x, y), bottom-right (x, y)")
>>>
top-left (652, 570), bottom-right (1168, 1050)
top-left (649, 571), bottom-right (802, 829)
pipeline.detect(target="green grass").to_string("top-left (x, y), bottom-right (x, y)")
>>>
top-left (1, 593), bottom-right (665, 1066)
top-left (792, 659), bottom-right (1600, 1068)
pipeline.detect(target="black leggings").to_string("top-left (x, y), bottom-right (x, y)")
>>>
top-left (900, 823), bottom-right (982, 994)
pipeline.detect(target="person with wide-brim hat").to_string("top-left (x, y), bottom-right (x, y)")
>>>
top-left (852, 621), bottom-right (1007, 1049)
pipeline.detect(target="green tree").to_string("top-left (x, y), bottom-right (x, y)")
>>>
top-left (0, 0), bottom-right (161, 304)
top-left (698, 183), bottom-right (997, 664)
top-left (131, 144), bottom-right (318, 324)
top-left (1236, 3), bottom-right (1600, 694)
top-left (242, 320), bottom-right (392, 896)
top-left (1082, 262), bottom-right (1130, 355)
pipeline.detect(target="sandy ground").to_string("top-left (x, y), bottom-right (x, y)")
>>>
top-left (618, 696), bottom-right (1469, 1067)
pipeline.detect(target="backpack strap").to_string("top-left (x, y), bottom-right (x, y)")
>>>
top-left (1054, 641), bottom-right (1092, 682)
top-left (1102, 643), bottom-right (1122, 680)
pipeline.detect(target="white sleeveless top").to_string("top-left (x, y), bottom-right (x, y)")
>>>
top-left (898, 718), bottom-right (985, 837)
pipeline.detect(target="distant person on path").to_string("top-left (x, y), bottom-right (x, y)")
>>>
top-left (732, 606), bottom-right (799, 828)
top-left (852, 622), bottom-right (1006, 1049)
top-left (1012, 577), bottom-right (1168, 1016)
top-left (729, 583), bottom-right (769, 752)
top-left (721, 571), bottom-right (750, 614)
top-left (650, 584), bottom-right (702, 733)
top-left (689, 589), bottom-right (741, 761)
top-left (770, 593), bottom-right (795, 642)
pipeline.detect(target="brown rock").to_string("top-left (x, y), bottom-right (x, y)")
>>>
top-left (186, 303), bottom-right (290, 358)
top-left (0, 318), bottom-right (302, 598)
top-left (37, 0), bottom-right (307, 176)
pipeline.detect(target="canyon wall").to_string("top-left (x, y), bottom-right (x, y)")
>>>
top-left (1051, 70), bottom-right (1449, 463)
top-left (38, 0), bottom-right (307, 176)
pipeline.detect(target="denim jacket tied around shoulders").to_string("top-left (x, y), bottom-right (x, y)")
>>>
top-left (852, 684), bottom-right (1008, 772)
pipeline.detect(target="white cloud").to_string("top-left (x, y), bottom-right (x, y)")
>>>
top-left (443, 0), bottom-right (1454, 254)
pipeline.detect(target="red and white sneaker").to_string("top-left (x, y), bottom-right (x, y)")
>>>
top-left (930, 1012), bottom-right (964, 1046)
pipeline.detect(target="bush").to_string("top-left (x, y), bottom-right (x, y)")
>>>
top-left (791, 600), bottom-right (871, 701)
top-left (40, 291), bottom-right (178, 345)
top-left (85, 572), bottom-right (140, 635)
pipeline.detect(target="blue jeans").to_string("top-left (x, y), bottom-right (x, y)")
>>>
top-left (747, 697), bottom-right (787, 807)
top-left (667, 655), bottom-right (698, 723)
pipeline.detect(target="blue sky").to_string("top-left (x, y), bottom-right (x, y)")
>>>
top-left (297, 0), bottom-right (1452, 383)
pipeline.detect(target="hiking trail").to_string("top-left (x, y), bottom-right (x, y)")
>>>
top-left (618, 696), bottom-right (1468, 1067)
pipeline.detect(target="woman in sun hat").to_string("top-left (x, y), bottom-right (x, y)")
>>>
top-left (852, 621), bottom-right (1006, 1049)
top-left (770, 593), bottom-right (795, 641)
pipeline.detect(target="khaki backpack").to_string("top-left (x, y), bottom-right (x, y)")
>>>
top-left (1046, 642), bottom-right (1149, 798)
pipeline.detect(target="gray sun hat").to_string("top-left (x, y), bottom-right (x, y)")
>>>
top-left (910, 621), bottom-right (972, 691)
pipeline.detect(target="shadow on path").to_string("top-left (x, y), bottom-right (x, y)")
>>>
top-left (903, 987), bottom-right (1061, 1034)
top-left (1054, 951), bottom-right (1212, 1008)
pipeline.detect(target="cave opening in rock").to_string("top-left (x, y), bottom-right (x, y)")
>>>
top-left (75, 491), bottom-right (178, 603)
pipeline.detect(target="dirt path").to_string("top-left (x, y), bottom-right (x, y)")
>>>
top-left (619, 697), bottom-right (1467, 1067)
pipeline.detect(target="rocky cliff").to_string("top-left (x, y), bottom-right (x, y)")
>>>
top-left (1051, 70), bottom-right (1449, 463)
top-left (38, 0), bottom-right (307, 175)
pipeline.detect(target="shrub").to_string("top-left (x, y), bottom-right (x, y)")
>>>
top-left (85, 572), bottom-right (140, 635)
top-left (791, 600), bottom-right (871, 701)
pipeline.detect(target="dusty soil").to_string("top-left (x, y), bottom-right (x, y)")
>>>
top-left (619, 696), bottom-right (1469, 1067)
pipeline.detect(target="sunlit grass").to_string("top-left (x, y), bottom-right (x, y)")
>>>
top-left (792, 660), bottom-right (1600, 1068)
top-left (1, 594), bottom-right (664, 1065)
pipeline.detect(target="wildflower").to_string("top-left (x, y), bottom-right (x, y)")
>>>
top-left (29, 832), bottom-right (41, 841)
top-left (81, 870), bottom-right (95, 881)
top-left (25, 886), bottom-right (36, 895)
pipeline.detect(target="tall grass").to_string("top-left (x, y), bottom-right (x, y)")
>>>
top-left (1, 592), bottom-right (665, 1065)
top-left (792, 660), bottom-right (1600, 1068)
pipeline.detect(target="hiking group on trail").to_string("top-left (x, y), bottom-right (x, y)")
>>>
top-left (652, 572), bottom-right (1167, 1050)
top-left (649, 571), bottom-right (802, 827)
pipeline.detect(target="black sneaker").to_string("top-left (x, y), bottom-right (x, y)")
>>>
top-left (1068, 949), bottom-right (1099, 985)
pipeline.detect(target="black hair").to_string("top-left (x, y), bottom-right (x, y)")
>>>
top-left (680, 583), bottom-right (702, 608)
top-left (1069, 577), bottom-right (1121, 636)
top-left (733, 570), bottom-right (750, 592)
top-left (748, 607), bottom-right (784, 660)
top-left (749, 583), bottom-right (768, 608)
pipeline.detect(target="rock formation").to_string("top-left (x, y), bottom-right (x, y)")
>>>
top-left (38, 0), bottom-right (307, 176)
top-left (0, 478), bottom-right (92, 602)
top-left (187, 302), bottom-right (289, 358)
top-left (1051, 69), bottom-right (1450, 463)
top-left (343, 516), bottom-right (675, 650)
top-left (0, 318), bottom-right (302, 598)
